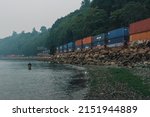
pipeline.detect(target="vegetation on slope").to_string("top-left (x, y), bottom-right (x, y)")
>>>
top-left (0, 0), bottom-right (150, 56)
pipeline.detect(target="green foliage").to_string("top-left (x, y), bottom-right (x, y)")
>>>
top-left (145, 0), bottom-right (150, 10)
top-left (80, 0), bottom-right (90, 9)
top-left (47, 8), bottom-right (108, 47)
top-left (0, 0), bottom-right (150, 56)
top-left (40, 26), bottom-right (47, 33)
top-left (109, 68), bottom-right (150, 96)
top-left (0, 28), bottom-right (49, 56)
top-left (91, 0), bottom-right (114, 14)
top-left (47, 0), bottom-right (150, 51)
top-left (86, 66), bottom-right (150, 99)
top-left (12, 31), bottom-right (17, 36)
top-left (110, 2), bottom-right (149, 28)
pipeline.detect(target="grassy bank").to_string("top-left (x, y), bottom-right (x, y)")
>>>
top-left (85, 65), bottom-right (150, 100)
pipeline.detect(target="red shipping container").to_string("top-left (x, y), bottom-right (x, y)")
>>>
top-left (75, 39), bottom-right (82, 46)
top-left (130, 31), bottom-right (150, 42)
top-left (129, 18), bottom-right (150, 35)
top-left (82, 36), bottom-right (93, 44)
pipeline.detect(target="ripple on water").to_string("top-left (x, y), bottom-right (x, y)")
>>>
top-left (0, 60), bottom-right (87, 100)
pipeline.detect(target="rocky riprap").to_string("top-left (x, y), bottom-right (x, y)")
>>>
top-left (39, 46), bottom-right (150, 67)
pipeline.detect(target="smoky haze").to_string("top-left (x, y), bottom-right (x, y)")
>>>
top-left (0, 0), bottom-right (82, 38)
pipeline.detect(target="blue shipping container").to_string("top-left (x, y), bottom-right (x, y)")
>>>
top-left (83, 44), bottom-right (92, 49)
top-left (93, 41), bottom-right (105, 47)
top-left (107, 37), bottom-right (126, 47)
top-left (63, 44), bottom-right (68, 49)
top-left (108, 27), bottom-right (129, 39)
top-left (75, 46), bottom-right (82, 51)
top-left (93, 33), bottom-right (106, 42)
top-left (59, 46), bottom-right (63, 53)
top-left (68, 42), bottom-right (74, 47)
top-left (68, 42), bottom-right (75, 52)
top-left (63, 44), bottom-right (68, 53)
top-left (56, 47), bottom-right (59, 53)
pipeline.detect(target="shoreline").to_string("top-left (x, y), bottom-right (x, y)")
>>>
top-left (1, 46), bottom-right (150, 67)
top-left (0, 47), bottom-right (150, 100)
top-left (84, 65), bottom-right (150, 100)
top-left (0, 59), bottom-right (149, 100)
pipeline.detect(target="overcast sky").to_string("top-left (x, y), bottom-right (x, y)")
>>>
top-left (0, 0), bottom-right (82, 38)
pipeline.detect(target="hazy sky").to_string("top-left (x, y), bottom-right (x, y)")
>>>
top-left (0, 0), bottom-right (82, 38)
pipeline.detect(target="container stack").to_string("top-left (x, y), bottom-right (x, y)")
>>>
top-left (67, 42), bottom-right (75, 52)
top-left (75, 39), bottom-right (83, 51)
top-left (93, 33), bottom-right (106, 48)
top-left (129, 18), bottom-right (150, 43)
top-left (56, 47), bottom-right (60, 53)
top-left (59, 45), bottom-right (63, 53)
top-left (107, 27), bottom-right (129, 47)
top-left (63, 44), bottom-right (68, 53)
top-left (82, 36), bottom-right (93, 49)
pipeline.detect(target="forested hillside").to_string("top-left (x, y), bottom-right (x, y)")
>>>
top-left (0, 27), bottom-right (49, 56)
top-left (48, 0), bottom-right (150, 52)
top-left (0, 0), bottom-right (150, 56)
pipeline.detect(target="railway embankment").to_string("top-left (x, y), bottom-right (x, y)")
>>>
top-left (43, 46), bottom-right (150, 67)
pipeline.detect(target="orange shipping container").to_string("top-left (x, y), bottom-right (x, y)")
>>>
top-left (75, 39), bottom-right (82, 46)
top-left (130, 31), bottom-right (150, 42)
top-left (82, 36), bottom-right (93, 44)
top-left (129, 18), bottom-right (150, 34)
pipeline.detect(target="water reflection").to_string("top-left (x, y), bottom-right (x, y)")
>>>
top-left (0, 60), bottom-right (88, 100)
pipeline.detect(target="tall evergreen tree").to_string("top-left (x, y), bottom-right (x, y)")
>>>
top-left (81, 0), bottom-right (90, 9)
top-left (40, 26), bottom-right (47, 33)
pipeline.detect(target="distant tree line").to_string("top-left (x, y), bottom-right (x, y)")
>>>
top-left (0, 0), bottom-right (150, 56)
top-left (0, 27), bottom-right (49, 56)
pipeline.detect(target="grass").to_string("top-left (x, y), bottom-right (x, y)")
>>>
top-left (87, 66), bottom-right (110, 92)
top-left (85, 66), bottom-right (150, 99)
top-left (108, 68), bottom-right (150, 96)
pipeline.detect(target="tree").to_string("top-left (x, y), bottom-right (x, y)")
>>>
top-left (40, 26), bottom-right (47, 33)
top-left (1, 0), bottom-right (150, 56)
top-left (110, 2), bottom-right (149, 28)
top-left (12, 31), bottom-right (17, 36)
top-left (91, 0), bottom-right (114, 14)
top-left (82, 8), bottom-right (108, 35)
top-left (20, 31), bottom-right (25, 35)
top-left (145, 0), bottom-right (150, 12)
top-left (32, 27), bottom-right (38, 35)
top-left (80, 0), bottom-right (90, 9)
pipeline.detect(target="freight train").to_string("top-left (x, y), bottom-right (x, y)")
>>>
top-left (56, 18), bottom-right (150, 53)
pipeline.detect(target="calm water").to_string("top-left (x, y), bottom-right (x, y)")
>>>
top-left (0, 60), bottom-right (87, 100)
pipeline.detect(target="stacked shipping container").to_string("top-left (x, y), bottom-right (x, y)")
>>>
top-left (82, 36), bottom-right (93, 49)
top-left (56, 47), bottom-right (60, 53)
top-left (55, 18), bottom-right (150, 54)
top-left (63, 44), bottom-right (68, 53)
top-left (130, 31), bottom-right (150, 42)
top-left (93, 34), bottom-right (105, 47)
top-left (67, 42), bottom-right (75, 52)
top-left (129, 18), bottom-right (150, 42)
top-left (59, 45), bottom-right (63, 53)
top-left (107, 27), bottom-right (129, 47)
top-left (75, 39), bottom-right (83, 50)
